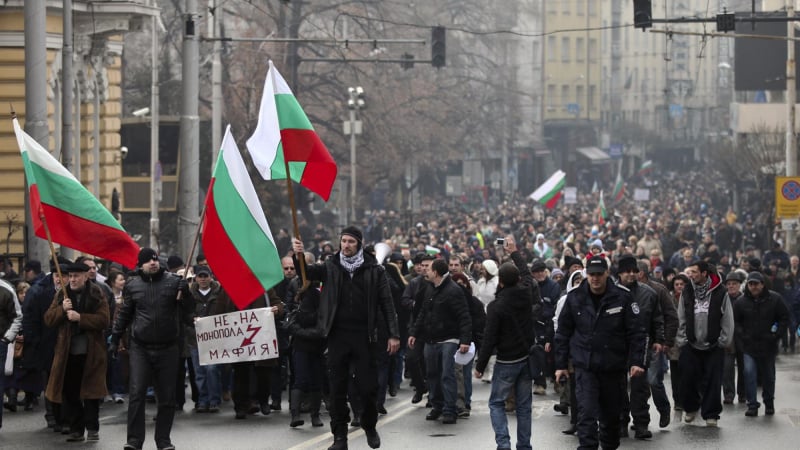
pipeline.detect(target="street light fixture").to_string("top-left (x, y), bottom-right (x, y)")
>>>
top-left (345, 86), bottom-right (365, 223)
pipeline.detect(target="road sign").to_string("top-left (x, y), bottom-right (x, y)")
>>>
top-left (567, 103), bottom-right (580, 116)
top-left (608, 144), bottom-right (623, 159)
top-left (776, 176), bottom-right (800, 219)
top-left (669, 104), bottom-right (683, 118)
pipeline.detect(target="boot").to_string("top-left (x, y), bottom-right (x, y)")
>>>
top-left (290, 389), bottom-right (305, 427)
top-left (328, 423), bottom-right (348, 450)
top-left (310, 391), bottom-right (324, 427)
top-left (4, 388), bottom-right (17, 412)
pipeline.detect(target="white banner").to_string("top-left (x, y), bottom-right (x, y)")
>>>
top-left (563, 187), bottom-right (578, 204)
top-left (633, 188), bottom-right (650, 202)
top-left (195, 307), bottom-right (279, 366)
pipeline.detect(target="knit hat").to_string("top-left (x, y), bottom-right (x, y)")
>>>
top-left (341, 226), bottom-right (363, 249)
top-left (482, 259), bottom-right (499, 277)
top-left (564, 256), bottom-right (583, 270)
top-left (167, 255), bottom-right (184, 270)
top-left (617, 254), bottom-right (639, 273)
top-left (498, 262), bottom-right (520, 287)
top-left (551, 268), bottom-right (564, 279)
top-left (137, 248), bottom-right (159, 267)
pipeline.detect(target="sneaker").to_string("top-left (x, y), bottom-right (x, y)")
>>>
top-left (745, 408), bottom-right (758, 417)
top-left (158, 445), bottom-right (176, 450)
top-left (457, 409), bottom-right (470, 418)
top-left (684, 411), bottom-right (696, 423)
top-left (533, 385), bottom-right (546, 396)
top-left (705, 418), bottom-right (718, 427)
top-left (86, 430), bottom-right (99, 441)
top-left (113, 394), bottom-right (125, 404)
top-left (123, 444), bottom-right (141, 450)
top-left (207, 405), bottom-right (220, 413)
top-left (103, 395), bottom-right (113, 403)
top-left (65, 431), bottom-right (85, 442)
top-left (442, 414), bottom-right (457, 424)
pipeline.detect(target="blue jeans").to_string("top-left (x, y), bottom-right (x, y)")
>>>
top-left (424, 341), bottom-right (459, 416)
top-left (743, 352), bottom-right (776, 409)
top-left (488, 361), bottom-right (532, 450)
top-left (647, 352), bottom-right (671, 413)
top-left (190, 348), bottom-right (221, 407)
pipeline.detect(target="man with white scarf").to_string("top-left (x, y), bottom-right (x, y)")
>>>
top-left (293, 226), bottom-right (400, 450)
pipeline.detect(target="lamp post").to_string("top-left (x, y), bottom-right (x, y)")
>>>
top-left (345, 86), bottom-right (365, 223)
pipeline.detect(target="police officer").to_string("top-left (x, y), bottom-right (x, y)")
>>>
top-left (616, 255), bottom-right (664, 440)
top-left (555, 255), bottom-right (647, 450)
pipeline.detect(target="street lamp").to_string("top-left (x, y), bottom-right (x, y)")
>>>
top-left (345, 86), bottom-right (366, 223)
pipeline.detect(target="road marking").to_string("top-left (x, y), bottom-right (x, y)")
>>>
top-left (286, 404), bottom-right (418, 450)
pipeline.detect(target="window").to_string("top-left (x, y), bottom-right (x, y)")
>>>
top-left (576, 85), bottom-right (584, 105)
top-left (576, 0), bottom-right (585, 14)
top-left (589, 38), bottom-right (598, 62)
top-left (576, 38), bottom-right (585, 61)
top-left (589, 85), bottom-right (596, 111)
top-left (561, 37), bottom-right (571, 62)
top-left (588, 0), bottom-right (597, 16)
top-left (562, 0), bottom-right (570, 14)
top-left (547, 84), bottom-right (556, 108)
top-left (547, 36), bottom-right (556, 61)
top-left (561, 85), bottom-right (570, 106)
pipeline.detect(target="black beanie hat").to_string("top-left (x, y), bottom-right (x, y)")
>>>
top-left (341, 226), bottom-right (363, 249)
top-left (138, 248), bottom-right (158, 267)
top-left (498, 262), bottom-right (520, 287)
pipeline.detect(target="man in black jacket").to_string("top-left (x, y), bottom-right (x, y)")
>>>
top-left (474, 236), bottom-right (539, 450)
top-left (408, 258), bottom-right (472, 425)
top-left (555, 255), bottom-right (647, 450)
top-left (734, 271), bottom-right (791, 417)
top-left (292, 227), bottom-right (400, 450)
top-left (111, 248), bottom-right (193, 450)
top-left (616, 255), bottom-right (664, 440)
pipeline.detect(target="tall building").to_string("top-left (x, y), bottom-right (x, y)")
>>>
top-left (0, 2), bottom-right (155, 260)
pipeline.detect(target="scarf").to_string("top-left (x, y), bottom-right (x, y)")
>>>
top-left (692, 276), bottom-right (712, 313)
top-left (339, 249), bottom-right (365, 275)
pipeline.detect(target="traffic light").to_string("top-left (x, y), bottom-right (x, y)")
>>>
top-left (633, 0), bottom-right (652, 30)
top-left (716, 12), bottom-right (735, 32)
top-left (431, 26), bottom-right (446, 68)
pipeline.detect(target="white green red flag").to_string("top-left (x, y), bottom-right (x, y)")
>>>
top-left (636, 160), bottom-right (653, 177)
top-left (203, 125), bottom-right (283, 309)
top-left (612, 169), bottom-right (626, 203)
top-left (246, 60), bottom-right (337, 201)
top-left (596, 190), bottom-right (607, 225)
top-left (529, 170), bottom-right (566, 209)
top-left (13, 117), bottom-right (139, 267)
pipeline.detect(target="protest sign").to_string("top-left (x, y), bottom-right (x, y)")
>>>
top-left (195, 307), bottom-right (279, 366)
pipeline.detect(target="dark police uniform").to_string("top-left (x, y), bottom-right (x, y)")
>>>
top-left (555, 279), bottom-right (647, 449)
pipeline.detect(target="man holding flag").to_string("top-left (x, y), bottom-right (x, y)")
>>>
top-left (292, 229), bottom-right (400, 450)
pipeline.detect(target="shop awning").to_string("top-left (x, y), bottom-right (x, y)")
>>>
top-left (576, 146), bottom-right (611, 164)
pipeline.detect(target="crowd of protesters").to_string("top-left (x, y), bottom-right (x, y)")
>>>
top-left (0, 168), bottom-right (798, 449)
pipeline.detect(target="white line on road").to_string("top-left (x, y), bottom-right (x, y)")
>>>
top-left (286, 404), bottom-right (418, 450)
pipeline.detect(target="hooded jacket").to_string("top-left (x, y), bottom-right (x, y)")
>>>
top-left (475, 251), bottom-right (541, 374)
top-left (676, 272), bottom-right (734, 351)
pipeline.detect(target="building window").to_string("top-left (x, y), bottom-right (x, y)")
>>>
top-left (562, 0), bottom-right (570, 14)
top-left (588, 0), bottom-right (597, 16)
top-left (547, 36), bottom-right (556, 61)
top-left (547, 84), bottom-right (556, 109)
top-left (562, 85), bottom-right (570, 107)
top-left (576, 85), bottom-right (584, 106)
top-left (576, 38), bottom-right (585, 61)
top-left (589, 38), bottom-right (597, 62)
top-left (561, 37), bottom-right (571, 62)
top-left (576, 0), bottom-right (585, 14)
top-left (589, 85), bottom-right (596, 111)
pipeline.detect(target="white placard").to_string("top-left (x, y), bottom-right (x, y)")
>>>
top-left (195, 307), bottom-right (279, 366)
top-left (563, 187), bottom-right (578, 204)
top-left (633, 188), bottom-right (650, 202)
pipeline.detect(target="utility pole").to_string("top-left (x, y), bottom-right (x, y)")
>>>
top-left (210, 0), bottom-right (222, 168)
top-left (150, 0), bottom-right (161, 251)
top-left (23, 0), bottom-right (49, 263)
top-left (60, 0), bottom-right (74, 259)
top-left (179, 0), bottom-right (200, 258)
top-left (787, 0), bottom-right (797, 252)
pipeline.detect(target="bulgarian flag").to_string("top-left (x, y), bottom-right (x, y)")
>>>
top-left (529, 170), bottom-right (566, 209)
top-left (425, 245), bottom-right (441, 256)
top-left (203, 126), bottom-right (283, 309)
top-left (612, 170), bottom-right (626, 202)
top-left (596, 190), bottom-right (607, 225)
top-left (14, 117), bottom-right (139, 267)
top-left (246, 60), bottom-right (337, 201)
top-left (636, 160), bottom-right (653, 177)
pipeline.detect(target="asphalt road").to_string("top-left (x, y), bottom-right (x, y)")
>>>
top-left (2, 352), bottom-right (800, 449)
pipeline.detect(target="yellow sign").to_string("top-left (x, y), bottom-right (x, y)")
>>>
top-left (775, 176), bottom-right (800, 219)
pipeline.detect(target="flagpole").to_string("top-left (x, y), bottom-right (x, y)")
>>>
top-left (183, 203), bottom-right (207, 280)
top-left (269, 62), bottom-right (308, 288)
top-left (39, 211), bottom-right (67, 302)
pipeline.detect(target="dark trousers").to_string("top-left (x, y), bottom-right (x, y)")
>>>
top-left (176, 356), bottom-right (198, 408)
top-left (575, 368), bottom-right (625, 450)
top-left (292, 349), bottom-right (324, 392)
top-left (269, 354), bottom-right (287, 404)
top-left (327, 330), bottom-right (379, 436)
top-left (722, 350), bottom-right (745, 402)
top-left (669, 359), bottom-right (682, 409)
top-left (620, 370), bottom-right (652, 428)
top-left (404, 340), bottom-right (426, 392)
top-left (127, 341), bottom-right (179, 448)
top-left (42, 368), bottom-right (62, 427)
top-left (679, 346), bottom-right (724, 420)
top-left (62, 353), bottom-right (100, 434)
top-left (232, 362), bottom-right (271, 413)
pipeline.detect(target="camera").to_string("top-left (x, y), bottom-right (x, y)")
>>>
top-left (120, 146), bottom-right (129, 159)
top-left (496, 238), bottom-right (505, 245)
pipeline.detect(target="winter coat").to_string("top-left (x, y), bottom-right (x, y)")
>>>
top-left (21, 274), bottom-right (59, 371)
top-left (44, 282), bottom-right (109, 403)
top-left (734, 287), bottom-right (791, 357)
top-left (410, 275), bottom-right (472, 345)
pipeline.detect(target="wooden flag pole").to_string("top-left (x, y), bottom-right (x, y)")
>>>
top-left (39, 211), bottom-right (67, 302)
top-left (182, 203), bottom-right (207, 281)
